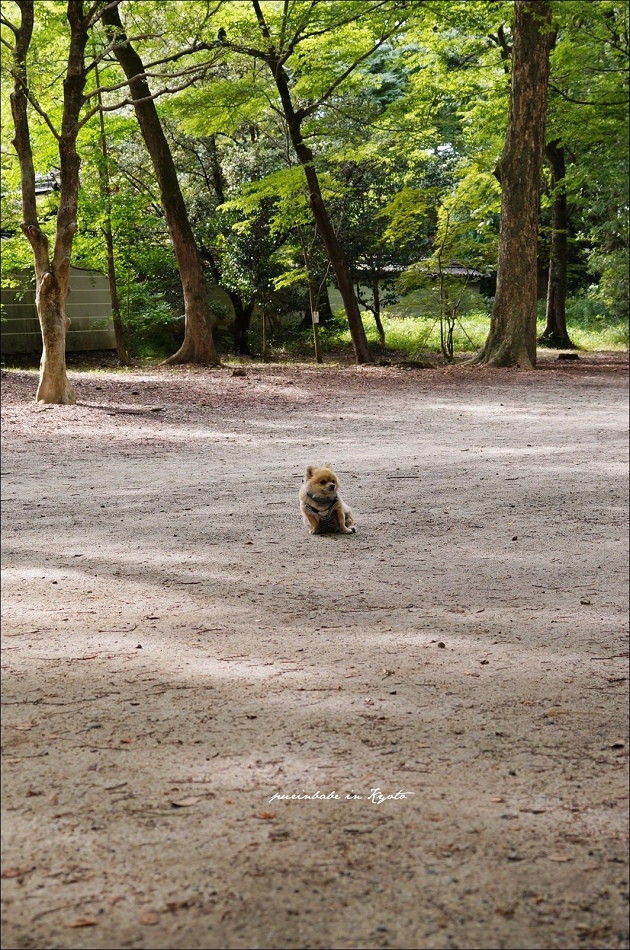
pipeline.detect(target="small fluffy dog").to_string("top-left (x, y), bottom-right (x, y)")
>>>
top-left (299, 464), bottom-right (356, 535)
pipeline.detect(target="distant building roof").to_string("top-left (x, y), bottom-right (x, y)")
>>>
top-left (414, 261), bottom-right (486, 279)
top-left (34, 172), bottom-right (60, 195)
top-left (354, 261), bottom-right (488, 279)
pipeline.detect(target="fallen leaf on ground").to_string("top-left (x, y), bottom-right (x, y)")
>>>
top-left (170, 797), bottom-right (201, 808)
top-left (66, 918), bottom-right (98, 928)
top-left (139, 909), bottom-right (161, 925)
top-left (1, 866), bottom-right (35, 879)
top-left (254, 812), bottom-right (275, 820)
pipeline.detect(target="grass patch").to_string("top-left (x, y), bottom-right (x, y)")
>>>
top-left (358, 312), bottom-right (489, 355)
top-left (3, 296), bottom-right (626, 370)
top-left (309, 301), bottom-right (628, 361)
top-left (556, 321), bottom-right (628, 350)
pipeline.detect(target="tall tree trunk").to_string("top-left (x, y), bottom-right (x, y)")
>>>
top-left (229, 295), bottom-right (254, 355)
top-left (476, 1), bottom-right (552, 368)
top-left (301, 168), bottom-right (371, 363)
top-left (539, 141), bottom-right (575, 348)
top-left (102, 5), bottom-right (219, 366)
top-left (9, 0), bottom-right (93, 404)
top-left (251, 0), bottom-right (370, 364)
top-left (34, 270), bottom-right (76, 403)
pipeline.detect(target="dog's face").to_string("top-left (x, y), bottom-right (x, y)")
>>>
top-left (303, 465), bottom-right (339, 498)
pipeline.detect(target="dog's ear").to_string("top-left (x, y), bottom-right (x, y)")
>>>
top-left (305, 465), bottom-right (314, 479)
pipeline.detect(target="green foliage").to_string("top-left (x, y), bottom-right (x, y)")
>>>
top-left (2, 0), bottom-right (625, 363)
top-left (217, 165), bottom-right (313, 236)
top-left (546, 1), bottom-right (629, 317)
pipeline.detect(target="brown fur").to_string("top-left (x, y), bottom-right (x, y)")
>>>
top-left (299, 464), bottom-right (355, 535)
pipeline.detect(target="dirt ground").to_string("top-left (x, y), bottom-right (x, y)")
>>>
top-left (1, 353), bottom-right (628, 950)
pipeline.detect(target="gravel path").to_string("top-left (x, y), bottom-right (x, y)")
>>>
top-left (1, 354), bottom-right (628, 950)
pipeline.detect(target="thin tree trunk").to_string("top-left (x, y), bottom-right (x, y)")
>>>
top-left (301, 168), bottom-right (371, 363)
top-left (95, 60), bottom-right (131, 365)
top-left (251, 3), bottom-right (370, 364)
top-left (539, 141), bottom-right (575, 348)
top-left (9, 0), bottom-right (92, 404)
top-left (372, 277), bottom-right (385, 345)
top-left (103, 227), bottom-right (130, 363)
top-left (476, 1), bottom-right (552, 368)
top-left (102, 5), bottom-right (219, 366)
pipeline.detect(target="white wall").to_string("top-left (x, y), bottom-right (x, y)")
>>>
top-left (1, 267), bottom-right (117, 354)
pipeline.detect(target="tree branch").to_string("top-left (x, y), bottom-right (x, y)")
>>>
top-left (252, 0), bottom-right (276, 57)
top-left (278, 0), bottom-right (291, 51)
top-left (548, 82), bottom-right (628, 107)
top-left (83, 59), bottom-right (208, 101)
top-left (10, 0), bottom-right (45, 259)
top-left (1, 13), bottom-right (19, 36)
top-left (9, 65), bottom-right (62, 141)
top-left (86, 0), bottom-right (121, 29)
top-left (290, 0), bottom-right (392, 47)
top-left (87, 31), bottom-right (223, 79)
top-left (282, 0), bottom-right (319, 59)
top-left (78, 69), bottom-right (210, 128)
top-left (87, 0), bottom-right (116, 22)
top-left (85, 31), bottom-right (172, 76)
top-left (301, 25), bottom-right (403, 118)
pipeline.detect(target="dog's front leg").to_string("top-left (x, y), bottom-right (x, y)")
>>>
top-left (303, 511), bottom-right (321, 534)
top-left (333, 506), bottom-right (355, 534)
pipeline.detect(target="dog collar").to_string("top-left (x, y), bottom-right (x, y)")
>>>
top-left (306, 492), bottom-right (338, 509)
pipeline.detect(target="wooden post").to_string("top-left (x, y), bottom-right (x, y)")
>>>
top-left (297, 224), bottom-right (324, 364)
top-left (261, 308), bottom-right (267, 360)
top-left (312, 308), bottom-right (322, 364)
